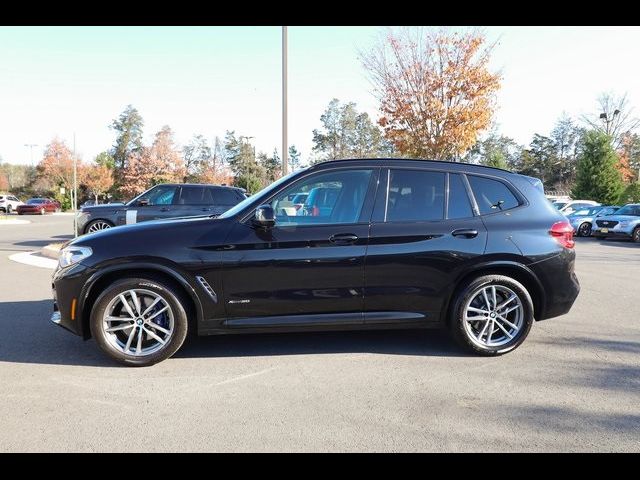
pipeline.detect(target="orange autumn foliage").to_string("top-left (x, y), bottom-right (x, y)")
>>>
top-left (362, 28), bottom-right (501, 160)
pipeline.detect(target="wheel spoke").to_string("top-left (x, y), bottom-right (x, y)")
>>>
top-left (124, 326), bottom-right (137, 353)
top-left (141, 297), bottom-right (162, 317)
top-left (130, 290), bottom-right (141, 316)
top-left (492, 319), bottom-right (514, 339)
top-left (106, 323), bottom-right (133, 333)
top-left (143, 327), bottom-right (167, 345)
top-left (147, 322), bottom-right (171, 335)
top-left (146, 305), bottom-right (169, 321)
top-left (496, 314), bottom-right (518, 330)
top-left (500, 304), bottom-right (521, 316)
top-left (467, 306), bottom-right (491, 315)
top-left (486, 320), bottom-right (495, 343)
top-left (136, 327), bottom-right (143, 354)
top-left (496, 294), bottom-right (517, 311)
top-left (477, 320), bottom-right (490, 342)
top-left (119, 294), bottom-right (137, 319)
top-left (491, 286), bottom-right (497, 311)
top-left (481, 288), bottom-right (492, 310)
top-left (105, 315), bottom-right (134, 322)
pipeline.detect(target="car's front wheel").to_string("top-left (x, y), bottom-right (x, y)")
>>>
top-left (85, 219), bottom-right (114, 234)
top-left (40, 207), bottom-right (45, 215)
top-left (632, 227), bottom-right (640, 244)
top-left (90, 278), bottom-right (189, 366)
top-left (449, 274), bottom-right (534, 356)
top-left (577, 222), bottom-right (591, 237)
top-left (7, 205), bottom-right (12, 214)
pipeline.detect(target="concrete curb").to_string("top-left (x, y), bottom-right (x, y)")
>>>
top-left (41, 243), bottom-right (63, 260)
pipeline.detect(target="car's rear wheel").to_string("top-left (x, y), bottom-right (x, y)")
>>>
top-left (7, 205), bottom-right (12, 214)
top-left (40, 207), bottom-right (45, 215)
top-left (633, 227), bottom-right (640, 243)
top-left (86, 219), bottom-right (114, 234)
top-left (90, 278), bottom-right (189, 366)
top-left (577, 222), bottom-right (591, 237)
top-left (449, 274), bottom-right (534, 356)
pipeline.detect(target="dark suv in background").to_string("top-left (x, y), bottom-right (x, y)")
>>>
top-left (53, 159), bottom-right (580, 366)
top-left (76, 183), bottom-right (246, 235)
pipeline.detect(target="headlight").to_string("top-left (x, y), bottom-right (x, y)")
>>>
top-left (58, 245), bottom-right (92, 268)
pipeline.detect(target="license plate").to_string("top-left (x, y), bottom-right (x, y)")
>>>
top-left (601, 228), bottom-right (609, 233)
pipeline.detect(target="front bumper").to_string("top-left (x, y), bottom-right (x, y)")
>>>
top-left (592, 226), bottom-right (633, 238)
top-left (51, 262), bottom-right (96, 337)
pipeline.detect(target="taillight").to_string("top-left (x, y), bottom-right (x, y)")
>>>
top-left (549, 221), bottom-right (575, 249)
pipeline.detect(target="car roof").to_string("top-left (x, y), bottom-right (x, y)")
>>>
top-left (311, 158), bottom-right (515, 176)
top-left (159, 183), bottom-right (243, 190)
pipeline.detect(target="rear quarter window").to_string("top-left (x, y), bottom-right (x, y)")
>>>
top-left (468, 175), bottom-right (521, 215)
top-left (210, 188), bottom-right (244, 206)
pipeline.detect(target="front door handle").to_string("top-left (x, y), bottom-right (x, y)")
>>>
top-left (201, 207), bottom-right (211, 212)
top-left (329, 233), bottom-right (359, 245)
top-left (160, 207), bottom-right (170, 212)
top-left (452, 228), bottom-right (478, 238)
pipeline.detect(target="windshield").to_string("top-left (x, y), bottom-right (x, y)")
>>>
top-left (614, 205), bottom-right (640, 216)
top-left (553, 202), bottom-right (568, 210)
top-left (27, 198), bottom-right (45, 204)
top-left (573, 207), bottom-right (601, 216)
top-left (219, 169), bottom-right (306, 219)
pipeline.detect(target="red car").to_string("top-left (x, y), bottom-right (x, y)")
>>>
top-left (17, 198), bottom-right (61, 215)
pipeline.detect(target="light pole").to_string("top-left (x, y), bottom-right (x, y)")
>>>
top-left (599, 109), bottom-right (620, 136)
top-left (282, 26), bottom-right (288, 176)
top-left (24, 143), bottom-right (38, 166)
top-left (73, 133), bottom-right (78, 237)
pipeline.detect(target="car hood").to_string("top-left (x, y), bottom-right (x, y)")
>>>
top-left (596, 215), bottom-right (640, 222)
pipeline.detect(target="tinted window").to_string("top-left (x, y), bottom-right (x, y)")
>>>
top-left (448, 174), bottom-right (473, 219)
top-left (271, 169), bottom-right (373, 225)
top-left (146, 185), bottom-right (177, 206)
top-left (615, 205), bottom-right (640, 216)
top-left (27, 198), bottom-right (45, 204)
top-left (386, 170), bottom-right (445, 222)
top-left (468, 176), bottom-right (520, 215)
top-left (178, 186), bottom-right (206, 205)
top-left (211, 188), bottom-right (243, 206)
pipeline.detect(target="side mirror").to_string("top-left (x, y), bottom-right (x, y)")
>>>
top-left (253, 204), bottom-right (275, 228)
top-left (138, 198), bottom-right (149, 206)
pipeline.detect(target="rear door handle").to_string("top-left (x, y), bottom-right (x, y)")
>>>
top-left (329, 233), bottom-right (359, 245)
top-left (160, 207), bottom-right (170, 212)
top-left (451, 229), bottom-right (478, 238)
top-left (201, 207), bottom-right (211, 212)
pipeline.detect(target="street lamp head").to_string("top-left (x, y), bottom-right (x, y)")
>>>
top-left (613, 109), bottom-right (621, 116)
top-left (599, 113), bottom-right (607, 119)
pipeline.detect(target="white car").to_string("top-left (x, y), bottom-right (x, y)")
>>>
top-left (0, 194), bottom-right (23, 214)
top-left (553, 199), bottom-right (600, 215)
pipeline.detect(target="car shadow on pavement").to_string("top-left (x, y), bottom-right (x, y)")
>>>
top-left (575, 237), bottom-right (639, 248)
top-left (0, 299), bottom-right (467, 367)
top-left (176, 328), bottom-right (467, 360)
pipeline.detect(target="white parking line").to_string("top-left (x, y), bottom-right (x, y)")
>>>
top-left (8, 251), bottom-right (57, 270)
top-left (0, 219), bottom-right (31, 225)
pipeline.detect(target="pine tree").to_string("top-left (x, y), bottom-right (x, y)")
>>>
top-left (572, 131), bottom-right (624, 204)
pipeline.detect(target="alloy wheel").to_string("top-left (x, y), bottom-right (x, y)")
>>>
top-left (578, 222), bottom-right (591, 237)
top-left (102, 288), bottom-right (174, 356)
top-left (87, 221), bottom-right (113, 233)
top-left (462, 284), bottom-right (524, 348)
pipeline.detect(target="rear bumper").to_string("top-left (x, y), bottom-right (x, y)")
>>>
top-left (529, 250), bottom-right (580, 321)
top-left (592, 230), bottom-right (633, 239)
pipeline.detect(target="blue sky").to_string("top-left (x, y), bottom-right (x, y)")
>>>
top-left (1, 26), bottom-right (640, 165)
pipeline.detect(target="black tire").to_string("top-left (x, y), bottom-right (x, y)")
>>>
top-left (40, 207), bottom-right (45, 215)
top-left (84, 219), bottom-right (114, 234)
top-left (7, 205), bottom-right (12, 214)
top-left (90, 277), bottom-right (189, 367)
top-left (577, 222), bottom-right (591, 237)
top-left (633, 227), bottom-right (640, 244)
top-left (449, 274), bottom-right (534, 356)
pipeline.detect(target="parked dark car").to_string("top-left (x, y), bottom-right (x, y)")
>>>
top-left (17, 197), bottom-right (61, 215)
top-left (75, 183), bottom-right (246, 235)
top-left (52, 158), bottom-right (580, 366)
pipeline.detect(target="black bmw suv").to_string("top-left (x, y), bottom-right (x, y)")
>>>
top-left (52, 159), bottom-right (580, 366)
top-left (76, 183), bottom-right (246, 235)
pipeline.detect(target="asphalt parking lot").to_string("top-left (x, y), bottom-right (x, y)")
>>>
top-left (0, 214), bottom-right (638, 452)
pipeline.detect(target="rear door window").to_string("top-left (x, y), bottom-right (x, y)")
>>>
top-left (386, 170), bottom-right (445, 222)
top-left (467, 175), bottom-right (520, 215)
top-left (210, 188), bottom-right (243, 206)
top-left (178, 186), bottom-right (206, 205)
